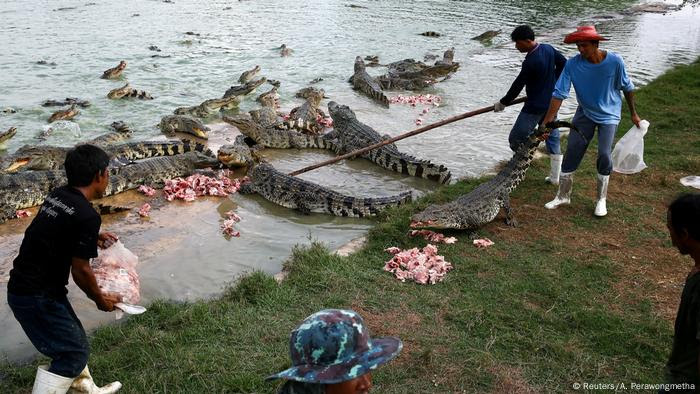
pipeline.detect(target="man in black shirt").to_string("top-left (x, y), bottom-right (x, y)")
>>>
top-left (664, 193), bottom-right (700, 392)
top-left (8, 144), bottom-right (122, 393)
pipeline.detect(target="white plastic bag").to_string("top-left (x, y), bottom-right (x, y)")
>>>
top-left (90, 240), bottom-right (144, 319)
top-left (612, 120), bottom-right (649, 174)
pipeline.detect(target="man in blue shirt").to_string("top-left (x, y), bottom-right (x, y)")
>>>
top-left (494, 25), bottom-right (567, 184)
top-left (541, 26), bottom-right (641, 217)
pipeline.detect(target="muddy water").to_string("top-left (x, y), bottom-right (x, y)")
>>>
top-left (1, 0), bottom-right (699, 361)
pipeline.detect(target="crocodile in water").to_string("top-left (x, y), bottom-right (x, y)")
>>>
top-left (327, 101), bottom-right (451, 184)
top-left (223, 114), bottom-right (335, 150)
top-left (349, 56), bottom-right (390, 107)
top-left (159, 115), bottom-right (210, 139)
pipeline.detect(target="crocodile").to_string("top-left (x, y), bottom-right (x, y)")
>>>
top-left (159, 115), bottom-right (210, 139)
top-left (377, 48), bottom-right (459, 90)
top-left (239, 65), bottom-right (261, 84)
top-left (48, 104), bottom-right (79, 123)
top-left (250, 94), bottom-right (283, 129)
top-left (2, 139), bottom-right (207, 173)
top-left (223, 114), bottom-right (336, 150)
top-left (285, 88), bottom-right (326, 134)
top-left (101, 60), bottom-right (127, 79)
top-left (173, 96), bottom-right (241, 117)
top-left (410, 121), bottom-right (575, 234)
top-left (42, 98), bottom-right (91, 108)
top-left (279, 44), bottom-right (292, 57)
top-left (420, 31), bottom-right (441, 37)
top-left (104, 151), bottom-right (219, 195)
top-left (1, 127), bottom-right (17, 146)
top-left (295, 87), bottom-right (327, 100)
top-left (223, 77), bottom-right (267, 99)
top-left (471, 30), bottom-right (501, 41)
top-left (327, 101), bottom-right (451, 184)
top-left (349, 56), bottom-right (390, 107)
top-left (217, 135), bottom-right (257, 168)
top-left (2, 125), bottom-right (132, 172)
top-left (107, 83), bottom-right (153, 100)
top-left (0, 151), bottom-right (219, 223)
top-left (256, 86), bottom-right (279, 104)
top-left (239, 160), bottom-right (413, 217)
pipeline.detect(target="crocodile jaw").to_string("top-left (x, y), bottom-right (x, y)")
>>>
top-left (192, 127), bottom-right (209, 139)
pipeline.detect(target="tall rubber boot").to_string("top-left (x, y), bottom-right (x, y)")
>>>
top-left (32, 365), bottom-right (73, 394)
top-left (594, 174), bottom-right (609, 217)
top-left (545, 172), bottom-right (573, 209)
top-left (545, 154), bottom-right (563, 185)
top-left (67, 365), bottom-right (121, 394)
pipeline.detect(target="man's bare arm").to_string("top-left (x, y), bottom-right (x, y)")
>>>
top-left (542, 97), bottom-right (564, 125)
top-left (623, 90), bottom-right (641, 127)
top-left (71, 257), bottom-right (120, 312)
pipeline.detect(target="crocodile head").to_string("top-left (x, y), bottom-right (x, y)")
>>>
top-left (159, 115), bottom-right (210, 139)
top-left (327, 101), bottom-right (356, 125)
top-left (354, 56), bottom-right (366, 73)
top-left (239, 65), bottom-right (261, 83)
top-left (222, 114), bottom-right (261, 141)
top-left (188, 151), bottom-right (221, 168)
top-left (1, 145), bottom-right (68, 173)
top-left (409, 202), bottom-right (465, 229)
top-left (107, 83), bottom-right (132, 99)
top-left (217, 136), bottom-right (253, 168)
top-left (0, 127), bottom-right (17, 145)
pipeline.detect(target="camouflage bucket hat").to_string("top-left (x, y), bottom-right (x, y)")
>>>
top-left (267, 309), bottom-right (403, 384)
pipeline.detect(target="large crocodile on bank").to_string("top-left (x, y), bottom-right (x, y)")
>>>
top-left (410, 121), bottom-right (575, 235)
top-left (0, 151), bottom-right (219, 223)
top-left (327, 102), bottom-right (451, 184)
top-left (223, 114), bottom-right (336, 150)
top-left (349, 56), bottom-right (390, 107)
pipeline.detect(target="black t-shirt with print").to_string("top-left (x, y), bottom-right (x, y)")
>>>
top-left (8, 186), bottom-right (101, 298)
top-left (666, 270), bottom-right (700, 388)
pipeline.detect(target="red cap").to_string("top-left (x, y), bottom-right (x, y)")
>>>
top-left (564, 26), bottom-right (609, 44)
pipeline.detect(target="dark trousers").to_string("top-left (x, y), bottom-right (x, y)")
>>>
top-left (7, 292), bottom-right (89, 378)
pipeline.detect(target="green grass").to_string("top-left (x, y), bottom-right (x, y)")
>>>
top-left (2, 59), bottom-right (699, 393)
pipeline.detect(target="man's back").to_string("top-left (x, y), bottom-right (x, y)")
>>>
top-left (8, 185), bottom-right (100, 298)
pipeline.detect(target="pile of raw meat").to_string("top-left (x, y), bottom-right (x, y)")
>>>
top-left (383, 244), bottom-right (453, 285)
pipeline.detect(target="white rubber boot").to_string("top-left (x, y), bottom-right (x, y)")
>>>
top-left (594, 174), bottom-right (609, 217)
top-left (67, 365), bottom-right (122, 394)
top-left (545, 172), bottom-right (573, 209)
top-left (545, 154), bottom-right (563, 185)
top-left (32, 365), bottom-right (73, 394)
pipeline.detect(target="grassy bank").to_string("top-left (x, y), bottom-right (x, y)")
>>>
top-left (2, 59), bottom-right (699, 393)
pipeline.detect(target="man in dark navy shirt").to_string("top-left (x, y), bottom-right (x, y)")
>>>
top-left (8, 144), bottom-right (122, 393)
top-left (494, 25), bottom-right (567, 184)
top-left (664, 193), bottom-right (700, 392)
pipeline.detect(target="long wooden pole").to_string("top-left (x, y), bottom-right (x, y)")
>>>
top-left (288, 96), bottom-right (526, 176)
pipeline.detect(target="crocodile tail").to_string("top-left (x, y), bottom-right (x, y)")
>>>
top-left (329, 191), bottom-right (412, 217)
top-left (381, 155), bottom-right (452, 184)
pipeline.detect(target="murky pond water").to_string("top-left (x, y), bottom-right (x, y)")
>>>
top-left (1, 0), bottom-right (699, 362)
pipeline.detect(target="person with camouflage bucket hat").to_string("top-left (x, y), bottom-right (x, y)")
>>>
top-left (268, 309), bottom-right (403, 394)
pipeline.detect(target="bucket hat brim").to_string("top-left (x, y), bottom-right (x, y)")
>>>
top-left (267, 337), bottom-right (402, 385)
top-left (564, 26), bottom-right (609, 44)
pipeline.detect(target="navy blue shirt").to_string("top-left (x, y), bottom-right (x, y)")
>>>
top-left (8, 186), bottom-right (101, 298)
top-left (500, 43), bottom-right (567, 114)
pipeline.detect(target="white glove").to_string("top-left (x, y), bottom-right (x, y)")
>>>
top-left (493, 101), bottom-right (506, 112)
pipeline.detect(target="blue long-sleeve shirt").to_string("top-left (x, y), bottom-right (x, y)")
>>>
top-left (553, 51), bottom-right (635, 125)
top-left (500, 43), bottom-right (567, 114)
